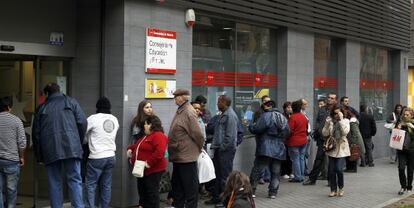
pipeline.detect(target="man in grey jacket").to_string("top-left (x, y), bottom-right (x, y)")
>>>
top-left (205, 95), bottom-right (239, 206)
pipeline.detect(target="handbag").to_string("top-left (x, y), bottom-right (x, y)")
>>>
top-left (159, 171), bottom-right (172, 193)
top-left (389, 128), bottom-right (406, 150)
top-left (349, 144), bottom-right (360, 161)
top-left (384, 113), bottom-right (396, 130)
top-left (132, 136), bottom-right (147, 178)
top-left (323, 136), bottom-right (336, 152)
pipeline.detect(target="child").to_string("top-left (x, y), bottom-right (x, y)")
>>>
top-left (223, 171), bottom-right (255, 208)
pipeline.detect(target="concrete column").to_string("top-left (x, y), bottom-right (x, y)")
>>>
top-left (337, 40), bottom-right (361, 110)
top-left (121, 0), bottom-right (192, 206)
top-left (277, 28), bottom-right (314, 121)
top-left (392, 51), bottom-right (408, 106)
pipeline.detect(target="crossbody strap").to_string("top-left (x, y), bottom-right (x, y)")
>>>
top-left (135, 136), bottom-right (147, 161)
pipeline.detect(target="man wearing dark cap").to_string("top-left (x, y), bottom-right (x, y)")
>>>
top-left (85, 97), bottom-right (119, 208)
top-left (168, 89), bottom-right (204, 208)
top-left (32, 83), bottom-right (87, 208)
top-left (248, 100), bottom-right (290, 199)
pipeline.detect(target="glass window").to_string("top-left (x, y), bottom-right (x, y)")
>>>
top-left (313, 36), bottom-right (338, 120)
top-left (360, 44), bottom-right (393, 120)
top-left (192, 16), bottom-right (277, 130)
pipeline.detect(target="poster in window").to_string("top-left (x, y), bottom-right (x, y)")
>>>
top-left (145, 79), bottom-right (176, 99)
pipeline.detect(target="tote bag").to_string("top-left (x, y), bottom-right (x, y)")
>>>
top-left (197, 149), bottom-right (216, 183)
top-left (389, 129), bottom-right (406, 150)
top-left (132, 136), bottom-right (147, 178)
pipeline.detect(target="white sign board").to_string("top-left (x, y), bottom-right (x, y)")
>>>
top-left (145, 28), bottom-right (176, 74)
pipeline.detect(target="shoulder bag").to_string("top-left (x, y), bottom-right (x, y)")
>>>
top-left (132, 136), bottom-right (147, 178)
top-left (323, 136), bottom-right (336, 152)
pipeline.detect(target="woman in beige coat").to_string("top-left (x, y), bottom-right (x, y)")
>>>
top-left (322, 105), bottom-right (350, 197)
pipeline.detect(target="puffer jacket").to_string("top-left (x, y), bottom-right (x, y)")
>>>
top-left (32, 93), bottom-right (87, 165)
top-left (249, 108), bottom-right (290, 160)
top-left (347, 117), bottom-right (365, 155)
top-left (322, 117), bottom-right (350, 158)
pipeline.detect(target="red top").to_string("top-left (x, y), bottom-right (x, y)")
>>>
top-left (128, 131), bottom-right (168, 176)
top-left (286, 113), bottom-right (308, 147)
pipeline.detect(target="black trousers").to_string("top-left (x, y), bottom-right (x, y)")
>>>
top-left (280, 148), bottom-right (292, 176)
top-left (345, 157), bottom-right (358, 171)
top-left (363, 138), bottom-right (374, 165)
top-left (212, 149), bottom-right (236, 201)
top-left (137, 171), bottom-right (163, 208)
top-left (171, 162), bottom-right (199, 208)
top-left (308, 144), bottom-right (326, 182)
top-left (398, 150), bottom-right (414, 190)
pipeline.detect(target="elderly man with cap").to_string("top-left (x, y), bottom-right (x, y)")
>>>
top-left (168, 88), bottom-right (204, 208)
top-left (84, 97), bottom-right (119, 208)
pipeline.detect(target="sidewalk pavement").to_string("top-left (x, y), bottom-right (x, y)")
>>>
top-left (16, 158), bottom-right (412, 208)
top-left (197, 157), bottom-right (412, 208)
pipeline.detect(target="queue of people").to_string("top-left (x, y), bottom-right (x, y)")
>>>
top-left (1, 82), bottom-right (411, 208)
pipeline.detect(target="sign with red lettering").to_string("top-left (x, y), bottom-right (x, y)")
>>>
top-left (146, 28), bottom-right (177, 74)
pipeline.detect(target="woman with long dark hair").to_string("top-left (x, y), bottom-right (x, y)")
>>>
top-left (131, 100), bottom-right (154, 142)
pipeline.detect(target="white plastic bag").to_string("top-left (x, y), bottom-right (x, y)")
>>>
top-left (389, 128), bottom-right (406, 150)
top-left (197, 150), bottom-right (216, 183)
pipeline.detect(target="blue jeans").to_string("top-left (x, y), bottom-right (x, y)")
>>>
top-left (289, 145), bottom-right (306, 181)
top-left (0, 159), bottom-right (20, 208)
top-left (86, 157), bottom-right (115, 208)
top-left (45, 159), bottom-right (84, 208)
top-left (328, 157), bottom-right (345, 192)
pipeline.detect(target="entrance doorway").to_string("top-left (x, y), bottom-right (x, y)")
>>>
top-left (0, 54), bottom-right (71, 207)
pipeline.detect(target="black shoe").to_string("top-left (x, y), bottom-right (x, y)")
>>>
top-left (359, 164), bottom-right (366, 167)
top-left (289, 178), bottom-right (303, 183)
top-left (344, 169), bottom-right (357, 173)
top-left (317, 175), bottom-right (328, 180)
top-left (303, 179), bottom-right (316, 185)
top-left (398, 188), bottom-right (406, 195)
top-left (368, 163), bottom-right (375, 167)
top-left (205, 198), bottom-right (221, 205)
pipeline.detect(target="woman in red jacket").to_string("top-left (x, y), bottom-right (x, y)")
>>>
top-left (127, 115), bottom-right (168, 208)
top-left (286, 100), bottom-right (308, 182)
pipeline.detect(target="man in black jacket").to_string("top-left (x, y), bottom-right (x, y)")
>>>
top-left (303, 92), bottom-right (337, 185)
top-left (359, 104), bottom-right (377, 167)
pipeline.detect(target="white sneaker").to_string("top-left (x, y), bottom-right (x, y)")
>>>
top-left (252, 194), bottom-right (256, 198)
top-left (282, 174), bottom-right (290, 179)
top-left (289, 174), bottom-right (295, 179)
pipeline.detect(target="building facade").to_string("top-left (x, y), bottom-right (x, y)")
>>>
top-left (0, 0), bottom-right (410, 207)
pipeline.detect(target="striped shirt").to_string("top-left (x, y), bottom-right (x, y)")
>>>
top-left (0, 112), bottom-right (26, 162)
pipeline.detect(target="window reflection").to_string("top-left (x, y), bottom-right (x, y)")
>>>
top-left (192, 16), bottom-right (277, 133)
top-left (360, 45), bottom-right (393, 121)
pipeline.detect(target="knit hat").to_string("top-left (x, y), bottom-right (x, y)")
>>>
top-left (96, 97), bottom-right (111, 111)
